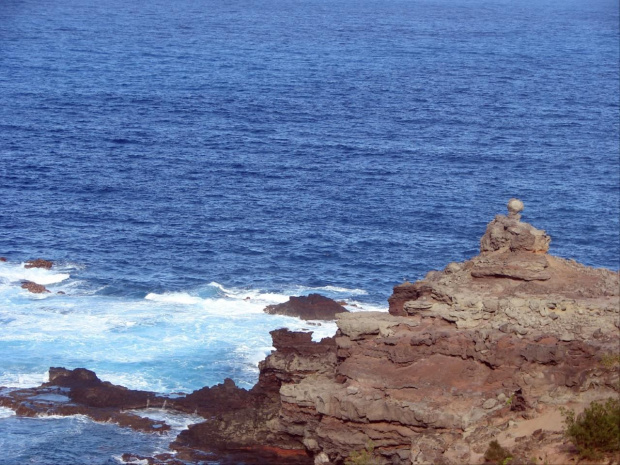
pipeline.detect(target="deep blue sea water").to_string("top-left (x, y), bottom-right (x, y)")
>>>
top-left (0, 0), bottom-right (618, 462)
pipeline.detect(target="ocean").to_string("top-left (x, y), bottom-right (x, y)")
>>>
top-left (0, 0), bottom-right (618, 462)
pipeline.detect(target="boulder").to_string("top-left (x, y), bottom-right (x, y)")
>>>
top-left (264, 294), bottom-right (348, 320)
top-left (480, 200), bottom-right (550, 254)
top-left (21, 281), bottom-right (50, 293)
top-left (24, 258), bottom-right (53, 269)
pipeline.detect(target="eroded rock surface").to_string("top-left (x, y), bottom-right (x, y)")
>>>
top-left (248, 201), bottom-right (618, 464)
top-left (0, 367), bottom-right (170, 433)
top-left (2, 201), bottom-right (618, 464)
top-left (265, 294), bottom-right (349, 320)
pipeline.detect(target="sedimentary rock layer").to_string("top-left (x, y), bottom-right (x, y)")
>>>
top-left (2, 201), bottom-right (618, 464)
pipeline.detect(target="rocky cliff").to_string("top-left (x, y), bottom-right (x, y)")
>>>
top-left (179, 200), bottom-right (618, 464)
top-left (2, 201), bottom-right (618, 464)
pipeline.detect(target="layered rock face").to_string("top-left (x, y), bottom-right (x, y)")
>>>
top-left (1, 202), bottom-right (618, 464)
top-left (231, 201), bottom-right (618, 464)
top-left (172, 329), bottom-right (338, 464)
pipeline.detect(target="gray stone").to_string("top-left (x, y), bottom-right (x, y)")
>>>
top-left (483, 398), bottom-right (498, 409)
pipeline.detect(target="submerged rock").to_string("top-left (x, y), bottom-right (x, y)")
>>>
top-left (264, 293), bottom-right (348, 320)
top-left (21, 280), bottom-right (50, 293)
top-left (24, 258), bottom-right (53, 269)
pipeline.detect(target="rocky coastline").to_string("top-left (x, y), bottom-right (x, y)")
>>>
top-left (2, 200), bottom-right (618, 464)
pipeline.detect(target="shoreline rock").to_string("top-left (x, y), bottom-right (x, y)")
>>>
top-left (21, 280), bottom-right (50, 293)
top-left (2, 200), bottom-right (618, 464)
top-left (264, 294), bottom-right (349, 321)
top-left (24, 258), bottom-right (53, 269)
top-left (0, 367), bottom-right (170, 433)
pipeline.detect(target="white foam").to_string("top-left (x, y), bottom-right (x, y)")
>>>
top-left (207, 282), bottom-right (375, 311)
top-left (344, 300), bottom-right (389, 313)
top-left (0, 372), bottom-right (48, 388)
top-left (0, 407), bottom-right (16, 418)
top-left (96, 372), bottom-right (160, 392)
top-left (302, 321), bottom-right (339, 341)
top-left (133, 408), bottom-right (204, 431)
top-left (0, 262), bottom-right (70, 286)
top-left (144, 292), bottom-right (202, 305)
top-left (0, 279), bottom-right (364, 398)
top-left (295, 285), bottom-right (369, 295)
top-left (117, 458), bottom-right (149, 465)
top-left (207, 282), bottom-right (289, 304)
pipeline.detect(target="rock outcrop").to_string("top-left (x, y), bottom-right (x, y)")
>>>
top-left (21, 280), bottom-right (50, 293)
top-left (2, 201), bottom-right (618, 464)
top-left (479, 198), bottom-right (550, 254)
top-left (245, 200), bottom-right (617, 464)
top-left (0, 367), bottom-right (170, 433)
top-left (265, 294), bottom-right (349, 320)
top-left (171, 329), bottom-right (337, 463)
top-left (24, 258), bottom-right (53, 269)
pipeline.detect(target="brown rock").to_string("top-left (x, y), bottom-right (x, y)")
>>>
top-left (0, 367), bottom-right (169, 434)
top-left (24, 258), bottom-right (53, 269)
top-left (470, 252), bottom-right (551, 281)
top-left (0, 257), bottom-right (7, 262)
top-left (480, 200), bottom-right (550, 254)
top-left (173, 377), bottom-right (254, 417)
top-left (21, 281), bottom-right (50, 293)
top-left (4, 201), bottom-right (617, 465)
top-left (46, 367), bottom-right (160, 409)
top-left (264, 294), bottom-right (348, 320)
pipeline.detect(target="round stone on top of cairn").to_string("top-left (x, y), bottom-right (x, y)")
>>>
top-left (507, 198), bottom-right (524, 220)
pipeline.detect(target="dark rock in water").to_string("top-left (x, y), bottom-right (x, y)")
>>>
top-left (264, 293), bottom-right (348, 320)
top-left (172, 377), bottom-right (255, 417)
top-left (21, 281), bottom-right (50, 293)
top-left (46, 367), bottom-right (160, 409)
top-left (0, 367), bottom-right (170, 433)
top-left (24, 258), bottom-right (53, 269)
top-left (0, 257), bottom-right (7, 262)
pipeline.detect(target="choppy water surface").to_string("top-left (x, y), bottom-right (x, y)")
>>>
top-left (0, 0), bottom-right (618, 462)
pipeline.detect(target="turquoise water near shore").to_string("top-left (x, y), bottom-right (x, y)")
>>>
top-left (0, 0), bottom-right (618, 462)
